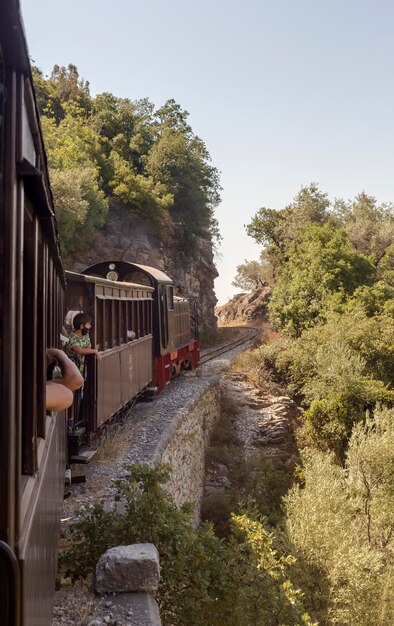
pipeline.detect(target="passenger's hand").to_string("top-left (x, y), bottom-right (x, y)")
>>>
top-left (95, 350), bottom-right (102, 361)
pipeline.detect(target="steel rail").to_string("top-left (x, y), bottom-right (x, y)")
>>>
top-left (200, 327), bottom-right (260, 364)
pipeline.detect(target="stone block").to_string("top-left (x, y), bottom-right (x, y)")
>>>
top-left (95, 544), bottom-right (160, 595)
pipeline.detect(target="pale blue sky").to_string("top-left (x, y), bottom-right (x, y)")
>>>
top-left (21, 0), bottom-right (394, 304)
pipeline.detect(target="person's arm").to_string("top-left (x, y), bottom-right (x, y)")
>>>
top-left (70, 345), bottom-right (101, 357)
top-left (47, 348), bottom-right (84, 390)
top-left (46, 382), bottom-right (74, 411)
top-left (46, 349), bottom-right (84, 411)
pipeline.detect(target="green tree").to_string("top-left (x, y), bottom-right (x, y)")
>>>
top-left (232, 258), bottom-right (272, 291)
top-left (334, 192), bottom-right (394, 263)
top-left (247, 183), bottom-right (331, 268)
top-left (146, 126), bottom-right (221, 251)
top-left (269, 223), bottom-right (375, 336)
top-left (50, 167), bottom-right (108, 255)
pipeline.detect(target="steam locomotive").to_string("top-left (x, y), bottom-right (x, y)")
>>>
top-left (0, 2), bottom-right (199, 624)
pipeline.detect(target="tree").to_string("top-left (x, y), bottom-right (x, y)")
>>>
top-left (50, 166), bottom-right (108, 255)
top-left (146, 126), bottom-right (221, 251)
top-left (246, 183), bottom-right (331, 268)
top-left (232, 258), bottom-right (272, 291)
top-left (268, 223), bottom-right (375, 336)
top-left (33, 66), bottom-right (222, 262)
top-left (333, 192), bottom-right (394, 263)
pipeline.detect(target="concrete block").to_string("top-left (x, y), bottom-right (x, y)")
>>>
top-left (95, 544), bottom-right (160, 595)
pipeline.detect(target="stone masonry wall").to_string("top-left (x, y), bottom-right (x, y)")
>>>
top-left (160, 385), bottom-right (220, 521)
top-left (127, 373), bottom-right (222, 525)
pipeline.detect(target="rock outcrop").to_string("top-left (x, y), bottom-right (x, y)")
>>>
top-left (215, 287), bottom-right (271, 326)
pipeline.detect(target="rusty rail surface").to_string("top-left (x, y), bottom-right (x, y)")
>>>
top-left (200, 327), bottom-right (260, 364)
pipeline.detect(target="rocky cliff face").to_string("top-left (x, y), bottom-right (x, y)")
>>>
top-left (67, 205), bottom-right (218, 334)
top-left (215, 287), bottom-right (271, 326)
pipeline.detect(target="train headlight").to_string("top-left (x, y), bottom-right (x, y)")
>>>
top-left (107, 271), bottom-right (119, 281)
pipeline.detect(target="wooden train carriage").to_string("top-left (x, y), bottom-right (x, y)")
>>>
top-left (65, 271), bottom-right (154, 449)
top-left (82, 261), bottom-right (200, 393)
top-left (0, 2), bottom-right (66, 625)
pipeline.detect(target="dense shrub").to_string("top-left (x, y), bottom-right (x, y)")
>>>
top-left (63, 463), bottom-right (314, 626)
top-left (285, 408), bottom-right (394, 625)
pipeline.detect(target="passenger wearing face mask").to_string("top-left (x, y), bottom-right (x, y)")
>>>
top-left (65, 312), bottom-right (101, 376)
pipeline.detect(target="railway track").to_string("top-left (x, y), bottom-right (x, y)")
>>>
top-left (200, 327), bottom-right (260, 364)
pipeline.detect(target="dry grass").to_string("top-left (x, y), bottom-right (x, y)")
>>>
top-left (94, 422), bottom-right (130, 462)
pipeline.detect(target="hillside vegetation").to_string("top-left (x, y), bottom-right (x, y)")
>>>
top-left (33, 64), bottom-right (221, 262)
top-left (234, 184), bottom-right (394, 623)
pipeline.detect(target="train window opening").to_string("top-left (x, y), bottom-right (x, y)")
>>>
top-left (22, 204), bottom-right (38, 475)
top-left (96, 298), bottom-right (105, 351)
top-left (146, 300), bottom-right (151, 335)
top-left (139, 301), bottom-right (144, 337)
top-left (104, 300), bottom-right (111, 350)
top-left (112, 300), bottom-right (119, 348)
top-left (36, 235), bottom-right (46, 438)
top-left (133, 301), bottom-right (138, 337)
top-left (167, 286), bottom-right (174, 310)
top-left (120, 300), bottom-right (126, 344)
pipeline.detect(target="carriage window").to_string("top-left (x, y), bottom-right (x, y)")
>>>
top-left (139, 301), bottom-right (145, 336)
top-left (120, 300), bottom-right (126, 344)
top-left (95, 298), bottom-right (105, 351)
top-left (104, 300), bottom-right (112, 349)
top-left (146, 300), bottom-right (151, 335)
top-left (22, 205), bottom-right (38, 475)
top-left (112, 300), bottom-right (119, 347)
top-left (160, 287), bottom-right (168, 349)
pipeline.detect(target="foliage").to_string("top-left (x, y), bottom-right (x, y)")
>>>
top-left (34, 66), bottom-right (221, 262)
top-left (246, 183), bottom-right (331, 268)
top-left (49, 166), bottom-right (108, 254)
top-left (146, 127), bottom-right (221, 251)
top-left (267, 223), bottom-right (375, 336)
top-left (285, 409), bottom-right (394, 625)
top-left (333, 192), bottom-right (394, 263)
top-left (232, 255), bottom-right (273, 291)
top-left (63, 463), bottom-right (312, 626)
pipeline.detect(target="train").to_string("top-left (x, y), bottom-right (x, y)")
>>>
top-left (65, 262), bottom-right (200, 462)
top-left (0, 2), bottom-right (199, 625)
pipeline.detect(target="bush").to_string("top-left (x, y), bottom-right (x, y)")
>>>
top-left (284, 410), bottom-right (394, 625)
top-left (63, 463), bottom-right (313, 626)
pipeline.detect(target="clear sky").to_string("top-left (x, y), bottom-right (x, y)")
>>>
top-left (21, 0), bottom-right (394, 304)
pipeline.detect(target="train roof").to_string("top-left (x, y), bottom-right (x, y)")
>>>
top-left (82, 261), bottom-right (173, 287)
top-left (65, 270), bottom-right (154, 292)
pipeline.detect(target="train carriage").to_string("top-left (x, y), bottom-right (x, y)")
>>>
top-left (0, 2), bottom-right (67, 624)
top-left (83, 261), bottom-right (200, 393)
top-left (65, 271), bottom-right (154, 460)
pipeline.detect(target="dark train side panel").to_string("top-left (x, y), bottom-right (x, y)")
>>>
top-left (19, 415), bottom-right (66, 626)
top-left (0, 3), bottom-right (67, 625)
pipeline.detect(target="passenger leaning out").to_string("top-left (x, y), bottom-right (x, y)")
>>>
top-left (46, 348), bottom-right (84, 411)
top-left (65, 313), bottom-right (101, 377)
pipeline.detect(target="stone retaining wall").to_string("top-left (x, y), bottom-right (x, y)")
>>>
top-left (160, 384), bottom-right (221, 521)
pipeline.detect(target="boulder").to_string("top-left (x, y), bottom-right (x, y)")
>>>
top-left (95, 544), bottom-right (160, 595)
